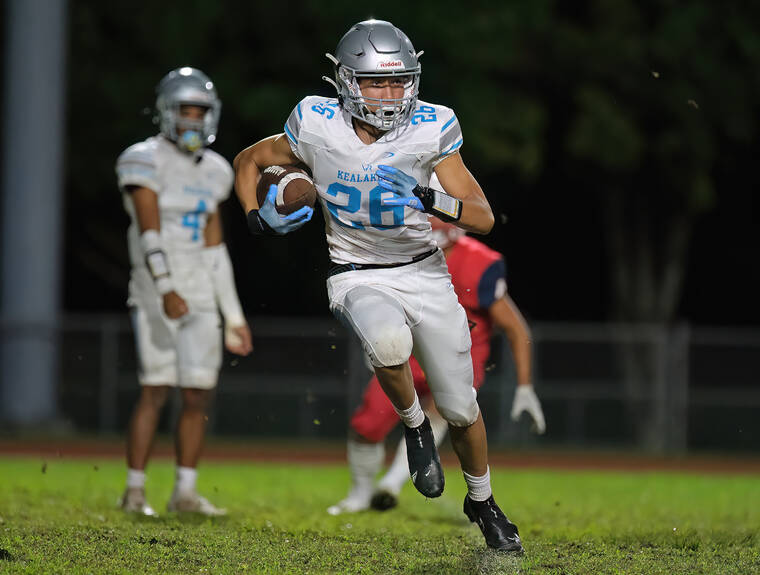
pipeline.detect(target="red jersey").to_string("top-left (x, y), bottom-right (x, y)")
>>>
top-left (445, 236), bottom-right (507, 364)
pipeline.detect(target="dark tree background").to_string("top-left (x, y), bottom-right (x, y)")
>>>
top-left (64, 0), bottom-right (760, 325)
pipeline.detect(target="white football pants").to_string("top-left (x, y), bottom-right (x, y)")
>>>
top-left (327, 250), bottom-right (478, 427)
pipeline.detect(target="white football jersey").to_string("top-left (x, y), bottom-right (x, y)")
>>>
top-left (116, 135), bottom-right (233, 307)
top-left (284, 96), bottom-right (464, 265)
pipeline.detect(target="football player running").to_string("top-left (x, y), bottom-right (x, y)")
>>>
top-left (235, 20), bottom-right (522, 552)
top-left (116, 67), bottom-right (252, 517)
top-left (328, 204), bottom-right (546, 515)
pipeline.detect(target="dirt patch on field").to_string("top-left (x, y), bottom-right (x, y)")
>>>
top-left (0, 437), bottom-right (758, 474)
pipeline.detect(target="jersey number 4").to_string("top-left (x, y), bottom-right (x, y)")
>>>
top-left (181, 200), bottom-right (207, 241)
top-left (325, 183), bottom-right (405, 230)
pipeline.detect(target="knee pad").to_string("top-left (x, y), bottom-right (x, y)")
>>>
top-left (435, 388), bottom-right (480, 427)
top-left (341, 287), bottom-right (413, 367)
top-left (366, 323), bottom-right (413, 367)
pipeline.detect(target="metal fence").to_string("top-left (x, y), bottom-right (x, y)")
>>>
top-left (4, 315), bottom-right (760, 453)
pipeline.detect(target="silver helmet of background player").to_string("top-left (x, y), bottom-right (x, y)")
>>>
top-left (155, 67), bottom-right (221, 152)
top-left (324, 20), bottom-right (422, 131)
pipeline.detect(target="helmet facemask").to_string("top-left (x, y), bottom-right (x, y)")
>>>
top-left (168, 105), bottom-right (214, 152)
top-left (336, 66), bottom-right (420, 131)
top-left (323, 20), bottom-right (423, 131)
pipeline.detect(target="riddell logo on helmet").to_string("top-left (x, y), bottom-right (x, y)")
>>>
top-left (378, 60), bottom-right (404, 69)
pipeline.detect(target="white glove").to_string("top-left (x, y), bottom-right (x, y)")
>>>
top-left (510, 384), bottom-right (546, 434)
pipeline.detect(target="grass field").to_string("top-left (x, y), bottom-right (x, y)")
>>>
top-left (0, 457), bottom-right (757, 574)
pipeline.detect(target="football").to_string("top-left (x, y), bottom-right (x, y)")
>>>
top-left (256, 165), bottom-right (317, 215)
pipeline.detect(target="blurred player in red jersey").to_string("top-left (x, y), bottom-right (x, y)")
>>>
top-left (328, 199), bottom-right (545, 515)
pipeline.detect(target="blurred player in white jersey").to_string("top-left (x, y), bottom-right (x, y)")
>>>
top-left (116, 67), bottom-right (252, 516)
top-left (235, 21), bottom-right (523, 552)
top-left (328, 206), bottom-right (545, 516)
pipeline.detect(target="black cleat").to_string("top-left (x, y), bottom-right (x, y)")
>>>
top-left (404, 416), bottom-right (445, 498)
top-left (463, 495), bottom-right (524, 554)
top-left (370, 490), bottom-right (398, 511)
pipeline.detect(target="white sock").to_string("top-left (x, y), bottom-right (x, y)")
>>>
top-left (378, 410), bottom-right (450, 494)
top-left (463, 466), bottom-right (492, 502)
top-left (175, 466), bottom-right (197, 493)
top-left (346, 439), bottom-right (384, 500)
top-left (394, 394), bottom-right (425, 429)
top-left (126, 468), bottom-right (146, 489)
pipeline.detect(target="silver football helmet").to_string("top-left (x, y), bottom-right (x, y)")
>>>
top-left (324, 20), bottom-right (423, 131)
top-left (155, 67), bottom-right (221, 152)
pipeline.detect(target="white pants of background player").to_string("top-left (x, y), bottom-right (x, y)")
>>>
top-left (130, 307), bottom-right (222, 389)
top-left (129, 267), bottom-right (222, 390)
top-left (327, 249), bottom-right (478, 427)
top-left (128, 266), bottom-right (222, 389)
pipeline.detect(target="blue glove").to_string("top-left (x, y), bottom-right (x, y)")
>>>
top-left (248, 184), bottom-right (313, 235)
top-left (376, 165), bottom-right (424, 211)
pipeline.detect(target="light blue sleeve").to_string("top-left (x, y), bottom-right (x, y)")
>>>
top-left (283, 99), bottom-right (307, 163)
top-left (433, 109), bottom-right (463, 166)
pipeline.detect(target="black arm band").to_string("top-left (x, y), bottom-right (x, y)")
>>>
top-left (412, 185), bottom-right (463, 222)
top-left (247, 209), bottom-right (277, 236)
